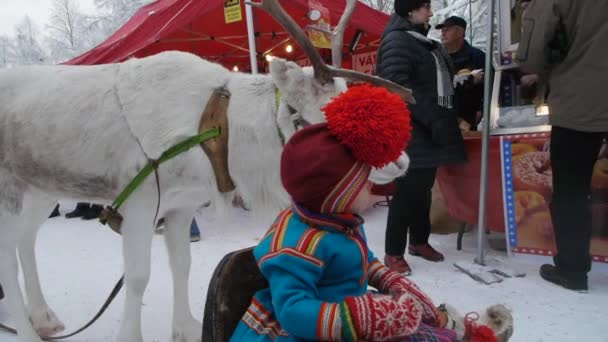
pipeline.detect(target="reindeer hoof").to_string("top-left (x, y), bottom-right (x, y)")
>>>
top-left (28, 307), bottom-right (65, 337)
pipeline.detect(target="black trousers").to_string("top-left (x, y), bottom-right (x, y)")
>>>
top-left (385, 167), bottom-right (437, 256)
top-left (550, 126), bottom-right (606, 279)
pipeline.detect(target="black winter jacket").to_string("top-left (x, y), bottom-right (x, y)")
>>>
top-left (376, 14), bottom-right (466, 169)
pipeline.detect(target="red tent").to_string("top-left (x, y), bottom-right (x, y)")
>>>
top-left (66, 0), bottom-right (389, 73)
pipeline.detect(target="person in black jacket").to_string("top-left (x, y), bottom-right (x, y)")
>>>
top-left (377, 0), bottom-right (466, 275)
top-left (437, 16), bottom-right (486, 131)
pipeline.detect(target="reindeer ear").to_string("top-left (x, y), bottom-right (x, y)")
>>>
top-left (270, 58), bottom-right (306, 91)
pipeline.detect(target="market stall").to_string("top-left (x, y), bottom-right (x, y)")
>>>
top-left (437, 0), bottom-right (608, 263)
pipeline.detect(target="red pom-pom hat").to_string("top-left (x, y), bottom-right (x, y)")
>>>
top-left (281, 85), bottom-right (412, 213)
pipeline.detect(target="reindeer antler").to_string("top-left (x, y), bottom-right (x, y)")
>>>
top-left (330, 0), bottom-right (356, 68)
top-left (247, 0), bottom-right (415, 103)
top-left (247, 0), bottom-right (333, 84)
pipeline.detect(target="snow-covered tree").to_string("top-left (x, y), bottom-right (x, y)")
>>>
top-left (359, 0), bottom-right (393, 13)
top-left (92, 0), bottom-right (153, 39)
top-left (0, 35), bottom-right (13, 67)
top-left (46, 0), bottom-right (88, 63)
top-left (11, 16), bottom-right (48, 65)
top-left (361, 0), bottom-right (489, 50)
top-left (430, 0), bottom-right (488, 49)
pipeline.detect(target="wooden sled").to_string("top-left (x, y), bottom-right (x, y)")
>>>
top-left (202, 247), bottom-right (268, 342)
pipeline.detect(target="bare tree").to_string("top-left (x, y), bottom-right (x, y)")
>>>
top-left (12, 16), bottom-right (47, 65)
top-left (359, 0), bottom-right (393, 13)
top-left (0, 35), bottom-right (13, 67)
top-left (46, 0), bottom-right (87, 63)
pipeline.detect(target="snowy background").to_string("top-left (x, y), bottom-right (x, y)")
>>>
top-left (0, 200), bottom-right (607, 342)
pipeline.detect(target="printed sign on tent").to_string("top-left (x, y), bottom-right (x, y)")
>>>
top-left (352, 51), bottom-right (377, 75)
top-left (224, 0), bottom-right (242, 24)
top-left (307, 0), bottom-right (331, 49)
top-left (501, 133), bottom-right (608, 263)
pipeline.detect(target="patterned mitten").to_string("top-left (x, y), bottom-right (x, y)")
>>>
top-left (368, 261), bottom-right (441, 325)
top-left (341, 292), bottom-right (422, 341)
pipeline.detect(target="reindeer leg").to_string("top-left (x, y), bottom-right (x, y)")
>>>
top-left (163, 209), bottom-right (201, 342)
top-left (17, 196), bottom-right (65, 337)
top-left (116, 192), bottom-right (156, 342)
top-left (0, 216), bottom-right (43, 342)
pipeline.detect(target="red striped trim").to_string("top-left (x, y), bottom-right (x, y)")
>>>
top-left (349, 227), bottom-right (369, 286)
top-left (295, 229), bottom-right (327, 255)
top-left (321, 162), bottom-right (371, 213)
top-left (317, 302), bottom-right (342, 341)
top-left (270, 209), bottom-right (293, 252)
top-left (242, 298), bottom-right (288, 339)
top-left (259, 248), bottom-right (324, 268)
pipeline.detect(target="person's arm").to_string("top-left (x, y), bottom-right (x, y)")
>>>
top-left (260, 239), bottom-right (424, 341)
top-left (516, 0), bottom-right (561, 75)
top-left (362, 226), bottom-right (440, 326)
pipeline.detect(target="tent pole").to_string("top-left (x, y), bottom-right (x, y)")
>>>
top-left (469, 0), bottom-right (473, 42)
top-left (475, 0), bottom-right (496, 266)
top-left (245, 2), bottom-right (258, 74)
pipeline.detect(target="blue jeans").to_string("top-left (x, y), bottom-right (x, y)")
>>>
top-left (190, 218), bottom-right (200, 237)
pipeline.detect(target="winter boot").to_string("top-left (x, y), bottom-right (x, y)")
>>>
top-left (65, 202), bottom-right (90, 218)
top-left (82, 204), bottom-right (103, 220)
top-left (384, 255), bottom-right (412, 275)
top-left (409, 243), bottom-right (445, 262)
top-left (539, 264), bottom-right (588, 292)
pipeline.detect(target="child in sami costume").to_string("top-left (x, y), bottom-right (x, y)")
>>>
top-left (231, 85), bottom-right (513, 342)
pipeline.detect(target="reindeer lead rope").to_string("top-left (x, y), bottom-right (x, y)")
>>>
top-left (99, 127), bottom-right (221, 231)
top-left (0, 127), bottom-right (222, 339)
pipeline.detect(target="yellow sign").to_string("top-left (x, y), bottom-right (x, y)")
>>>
top-left (224, 0), bottom-right (242, 24)
top-left (307, 0), bottom-right (331, 49)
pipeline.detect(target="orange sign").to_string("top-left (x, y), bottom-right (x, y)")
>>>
top-left (307, 0), bottom-right (331, 49)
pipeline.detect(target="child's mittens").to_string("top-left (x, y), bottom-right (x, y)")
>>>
top-left (373, 269), bottom-right (441, 326)
top-left (341, 292), bottom-right (423, 341)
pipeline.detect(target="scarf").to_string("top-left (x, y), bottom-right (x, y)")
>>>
top-left (407, 30), bottom-right (455, 109)
top-left (292, 203), bottom-right (364, 234)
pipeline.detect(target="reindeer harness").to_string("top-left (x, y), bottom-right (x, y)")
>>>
top-left (100, 87), bottom-right (236, 233)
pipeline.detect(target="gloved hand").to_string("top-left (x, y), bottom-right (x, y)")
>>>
top-left (369, 152), bottom-right (410, 185)
top-left (341, 292), bottom-right (423, 341)
top-left (368, 262), bottom-right (441, 326)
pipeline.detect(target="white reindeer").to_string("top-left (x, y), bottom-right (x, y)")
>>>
top-left (0, 1), bottom-right (413, 341)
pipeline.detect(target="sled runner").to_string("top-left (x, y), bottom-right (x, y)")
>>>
top-left (202, 247), bottom-right (267, 342)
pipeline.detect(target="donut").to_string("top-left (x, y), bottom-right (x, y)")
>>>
top-left (513, 152), bottom-right (553, 198)
top-left (511, 143), bottom-right (537, 156)
top-left (591, 158), bottom-right (608, 190)
top-left (514, 191), bottom-right (546, 223)
top-left (517, 210), bottom-right (555, 251)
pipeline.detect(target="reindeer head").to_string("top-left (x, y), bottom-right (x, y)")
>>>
top-left (250, 0), bottom-right (415, 129)
top-left (270, 58), bottom-right (347, 128)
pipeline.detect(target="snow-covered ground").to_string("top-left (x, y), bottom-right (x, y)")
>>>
top-left (1, 202), bottom-right (607, 342)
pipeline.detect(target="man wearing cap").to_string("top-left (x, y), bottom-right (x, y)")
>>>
top-left (436, 16), bottom-right (485, 131)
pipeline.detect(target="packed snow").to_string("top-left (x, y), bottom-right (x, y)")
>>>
top-left (1, 200), bottom-right (607, 342)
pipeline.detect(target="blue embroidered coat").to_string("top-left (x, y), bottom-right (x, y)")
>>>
top-left (231, 205), bottom-right (378, 341)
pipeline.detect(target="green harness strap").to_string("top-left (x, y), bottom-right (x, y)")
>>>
top-left (100, 127), bottom-right (220, 225)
